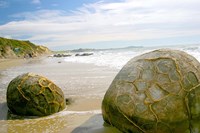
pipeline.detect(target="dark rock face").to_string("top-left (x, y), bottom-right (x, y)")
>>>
top-left (102, 49), bottom-right (200, 133)
top-left (53, 54), bottom-right (72, 57)
top-left (24, 52), bottom-right (37, 58)
top-left (75, 53), bottom-right (93, 56)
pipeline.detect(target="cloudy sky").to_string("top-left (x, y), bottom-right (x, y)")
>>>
top-left (0, 0), bottom-right (200, 50)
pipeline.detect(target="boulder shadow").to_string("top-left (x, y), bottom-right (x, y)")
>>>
top-left (0, 102), bottom-right (8, 120)
top-left (0, 102), bottom-right (39, 120)
top-left (71, 114), bottom-right (122, 133)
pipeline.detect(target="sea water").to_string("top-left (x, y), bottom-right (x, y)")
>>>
top-left (0, 55), bottom-right (119, 133)
top-left (1, 44), bottom-right (200, 133)
top-left (64, 44), bottom-right (200, 70)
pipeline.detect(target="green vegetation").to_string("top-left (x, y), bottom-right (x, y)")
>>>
top-left (0, 37), bottom-right (51, 58)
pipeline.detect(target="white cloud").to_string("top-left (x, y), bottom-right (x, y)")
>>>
top-left (31, 0), bottom-right (41, 4)
top-left (0, 0), bottom-right (200, 48)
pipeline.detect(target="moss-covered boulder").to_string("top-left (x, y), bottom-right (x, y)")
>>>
top-left (102, 49), bottom-right (200, 133)
top-left (7, 73), bottom-right (66, 116)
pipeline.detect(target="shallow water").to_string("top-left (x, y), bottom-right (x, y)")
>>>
top-left (2, 45), bottom-right (200, 133)
top-left (0, 106), bottom-right (119, 133)
top-left (0, 58), bottom-right (120, 133)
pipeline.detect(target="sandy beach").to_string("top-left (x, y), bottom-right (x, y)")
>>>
top-left (0, 57), bottom-right (122, 133)
top-left (0, 59), bottom-right (27, 71)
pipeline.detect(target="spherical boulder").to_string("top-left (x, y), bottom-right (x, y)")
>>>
top-left (7, 73), bottom-right (66, 116)
top-left (102, 49), bottom-right (200, 133)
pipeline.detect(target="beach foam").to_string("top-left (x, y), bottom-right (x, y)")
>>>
top-left (64, 48), bottom-right (151, 69)
top-left (64, 45), bottom-right (200, 70)
top-left (61, 110), bottom-right (101, 115)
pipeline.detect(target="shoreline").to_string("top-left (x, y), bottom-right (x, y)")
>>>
top-left (0, 53), bottom-right (52, 71)
top-left (0, 59), bottom-right (27, 71)
top-left (0, 57), bottom-right (121, 133)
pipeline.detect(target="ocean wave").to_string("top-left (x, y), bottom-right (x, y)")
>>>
top-left (64, 49), bottom-right (151, 69)
top-left (44, 110), bottom-right (102, 119)
top-left (181, 46), bottom-right (200, 61)
top-left (61, 110), bottom-right (101, 115)
top-left (63, 46), bottom-right (200, 69)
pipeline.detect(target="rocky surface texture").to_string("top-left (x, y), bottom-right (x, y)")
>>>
top-left (0, 37), bottom-right (51, 59)
top-left (102, 49), bottom-right (200, 133)
top-left (7, 73), bottom-right (66, 116)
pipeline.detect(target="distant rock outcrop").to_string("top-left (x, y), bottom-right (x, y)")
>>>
top-left (0, 37), bottom-right (52, 59)
top-left (75, 53), bottom-right (93, 56)
top-left (53, 54), bottom-right (72, 57)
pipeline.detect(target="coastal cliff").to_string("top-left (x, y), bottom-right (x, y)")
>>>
top-left (0, 37), bottom-right (51, 59)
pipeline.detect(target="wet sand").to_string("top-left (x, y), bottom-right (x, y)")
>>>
top-left (0, 57), bottom-right (122, 133)
top-left (0, 59), bottom-right (26, 71)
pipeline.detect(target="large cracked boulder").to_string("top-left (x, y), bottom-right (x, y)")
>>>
top-left (102, 49), bottom-right (200, 133)
top-left (7, 73), bottom-right (66, 116)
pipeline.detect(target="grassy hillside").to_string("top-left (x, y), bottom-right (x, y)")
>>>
top-left (0, 37), bottom-right (51, 58)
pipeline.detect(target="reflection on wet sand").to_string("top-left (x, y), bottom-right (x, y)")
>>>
top-left (71, 114), bottom-right (121, 133)
top-left (0, 58), bottom-right (120, 133)
top-left (0, 105), bottom-right (121, 133)
top-left (0, 103), bottom-right (67, 133)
